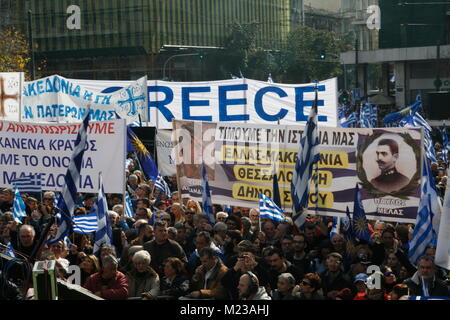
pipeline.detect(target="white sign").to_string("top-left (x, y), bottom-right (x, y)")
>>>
top-left (155, 130), bottom-right (176, 177)
top-left (0, 119), bottom-right (126, 193)
top-left (68, 77), bottom-right (339, 128)
top-left (0, 72), bottom-right (23, 122)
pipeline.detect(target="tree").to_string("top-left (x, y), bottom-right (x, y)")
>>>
top-left (0, 27), bottom-right (31, 79)
top-left (282, 26), bottom-right (342, 83)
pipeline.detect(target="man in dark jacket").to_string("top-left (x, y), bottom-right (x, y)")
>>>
top-left (143, 221), bottom-right (187, 277)
top-left (267, 248), bottom-right (304, 292)
top-left (319, 252), bottom-right (352, 300)
top-left (403, 255), bottom-right (450, 297)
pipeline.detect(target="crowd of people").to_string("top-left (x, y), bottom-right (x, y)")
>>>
top-left (0, 142), bottom-right (448, 301)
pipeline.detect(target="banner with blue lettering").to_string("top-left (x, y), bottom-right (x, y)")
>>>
top-left (174, 120), bottom-right (422, 223)
top-left (0, 119), bottom-right (126, 193)
top-left (68, 77), bottom-right (339, 128)
top-left (21, 75), bottom-right (148, 124)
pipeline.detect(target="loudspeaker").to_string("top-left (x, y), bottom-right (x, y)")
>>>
top-left (32, 260), bottom-right (57, 300)
top-left (426, 92), bottom-right (450, 120)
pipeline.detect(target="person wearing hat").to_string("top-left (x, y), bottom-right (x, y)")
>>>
top-left (348, 253), bottom-right (372, 280)
top-left (353, 273), bottom-right (369, 300)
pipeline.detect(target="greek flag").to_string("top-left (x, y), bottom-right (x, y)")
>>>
top-left (408, 158), bottom-right (437, 265)
top-left (73, 214), bottom-right (98, 234)
top-left (329, 216), bottom-right (339, 238)
top-left (201, 164), bottom-right (215, 225)
top-left (436, 167), bottom-right (450, 269)
top-left (93, 174), bottom-right (113, 255)
top-left (267, 74), bottom-right (274, 83)
top-left (340, 112), bottom-right (358, 128)
top-left (291, 86), bottom-right (320, 229)
top-left (47, 106), bottom-right (90, 246)
top-left (13, 186), bottom-right (27, 224)
top-left (11, 173), bottom-right (42, 193)
top-left (125, 192), bottom-right (134, 218)
top-left (383, 96), bottom-right (422, 126)
top-left (360, 103), bottom-right (378, 128)
top-left (259, 193), bottom-right (285, 222)
top-left (5, 242), bottom-right (15, 257)
top-left (155, 174), bottom-right (171, 197)
top-left (337, 103), bottom-right (348, 121)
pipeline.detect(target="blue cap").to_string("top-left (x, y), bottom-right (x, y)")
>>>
top-left (354, 273), bottom-right (368, 283)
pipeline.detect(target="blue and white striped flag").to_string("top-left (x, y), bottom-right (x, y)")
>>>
top-left (93, 174), bottom-right (113, 255)
top-left (5, 241), bottom-right (15, 257)
top-left (436, 167), bottom-right (450, 269)
top-left (291, 86), bottom-right (320, 229)
top-left (267, 74), bottom-right (274, 83)
top-left (125, 192), bottom-right (134, 218)
top-left (360, 103), bottom-right (377, 128)
top-left (11, 173), bottom-right (42, 193)
top-left (340, 112), bottom-right (359, 128)
top-left (73, 213), bottom-right (98, 234)
top-left (13, 186), bottom-right (27, 224)
top-left (155, 174), bottom-right (171, 197)
top-left (259, 193), bottom-right (285, 222)
top-left (201, 164), bottom-right (215, 225)
top-left (47, 106), bottom-right (91, 246)
top-left (408, 158), bottom-right (437, 265)
top-left (330, 216), bottom-right (339, 238)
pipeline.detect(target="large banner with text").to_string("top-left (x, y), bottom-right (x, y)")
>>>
top-left (0, 120), bottom-right (126, 193)
top-left (66, 77), bottom-right (339, 128)
top-left (173, 120), bottom-right (423, 223)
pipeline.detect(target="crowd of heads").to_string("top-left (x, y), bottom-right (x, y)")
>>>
top-left (0, 147), bottom-right (449, 300)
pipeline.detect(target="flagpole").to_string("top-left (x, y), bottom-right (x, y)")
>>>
top-left (314, 162), bottom-right (319, 216)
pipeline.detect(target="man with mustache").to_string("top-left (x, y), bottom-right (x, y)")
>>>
top-left (370, 139), bottom-right (410, 193)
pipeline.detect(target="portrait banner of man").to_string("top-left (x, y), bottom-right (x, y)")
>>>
top-left (357, 131), bottom-right (422, 199)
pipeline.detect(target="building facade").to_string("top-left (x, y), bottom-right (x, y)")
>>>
top-left (20, 0), bottom-right (293, 80)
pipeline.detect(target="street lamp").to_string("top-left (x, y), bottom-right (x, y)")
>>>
top-left (162, 53), bottom-right (203, 80)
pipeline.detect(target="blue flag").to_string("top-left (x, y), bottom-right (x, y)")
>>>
top-left (125, 192), bottom-right (134, 218)
top-left (127, 127), bottom-right (158, 181)
top-left (47, 106), bottom-right (90, 246)
top-left (259, 193), bottom-right (285, 222)
top-left (201, 164), bottom-right (215, 225)
top-left (352, 184), bottom-right (371, 241)
top-left (93, 174), bottom-right (113, 255)
top-left (291, 86), bottom-right (320, 229)
top-left (155, 174), bottom-right (172, 197)
top-left (330, 216), bottom-right (339, 239)
top-left (408, 158), bottom-right (437, 265)
top-left (440, 125), bottom-right (449, 165)
top-left (13, 186), bottom-right (27, 224)
top-left (272, 172), bottom-right (281, 209)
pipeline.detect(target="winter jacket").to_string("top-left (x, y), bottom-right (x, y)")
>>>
top-left (83, 271), bottom-right (128, 300)
top-left (159, 274), bottom-right (190, 298)
top-left (403, 272), bottom-right (450, 297)
top-left (319, 270), bottom-right (352, 297)
top-left (126, 267), bottom-right (160, 299)
top-left (190, 261), bottom-right (228, 300)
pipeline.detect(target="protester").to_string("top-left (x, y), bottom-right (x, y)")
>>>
top-left (126, 250), bottom-right (160, 300)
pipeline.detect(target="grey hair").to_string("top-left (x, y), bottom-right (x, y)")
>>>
top-left (278, 273), bottom-right (296, 287)
top-left (112, 204), bottom-right (124, 212)
top-left (132, 250), bottom-right (151, 265)
top-left (128, 174), bottom-right (138, 180)
top-left (20, 224), bottom-right (36, 238)
top-left (375, 220), bottom-right (385, 226)
top-left (216, 211), bottom-right (228, 219)
top-left (214, 222), bottom-right (228, 232)
top-left (102, 254), bottom-right (119, 268)
top-left (43, 191), bottom-right (55, 198)
top-left (128, 245), bottom-right (144, 258)
top-left (108, 210), bottom-right (119, 219)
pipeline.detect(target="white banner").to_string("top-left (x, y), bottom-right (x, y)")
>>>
top-left (435, 168), bottom-right (450, 270)
top-left (0, 72), bottom-right (23, 122)
top-left (0, 119), bottom-right (126, 193)
top-left (21, 75), bottom-right (148, 124)
top-left (66, 77), bottom-right (339, 128)
top-left (155, 129), bottom-right (176, 177)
